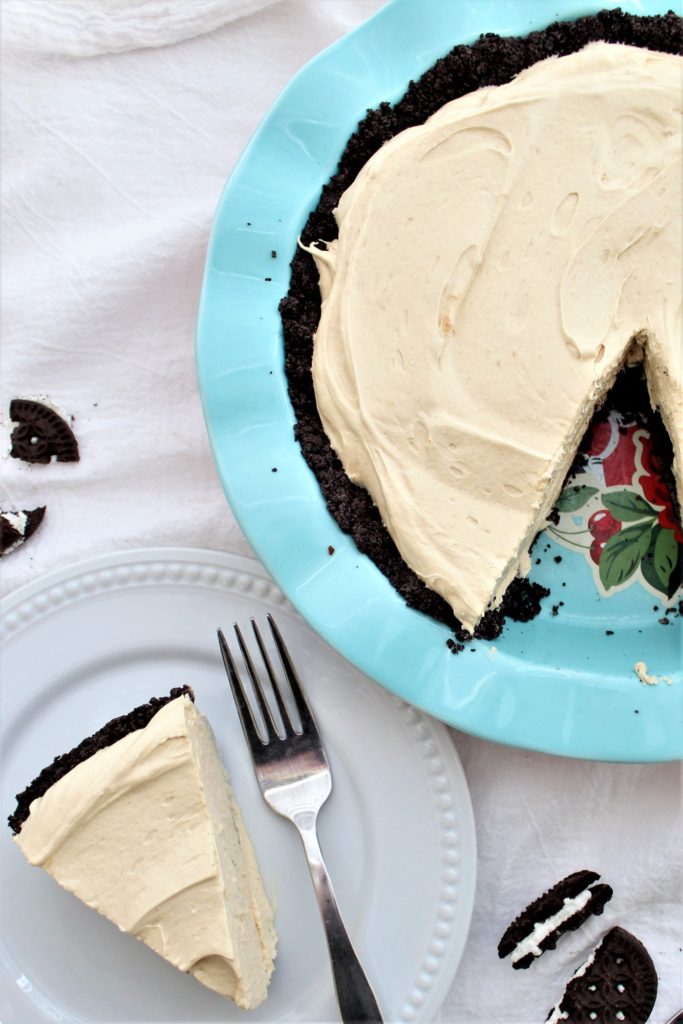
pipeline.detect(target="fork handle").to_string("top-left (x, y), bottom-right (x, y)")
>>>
top-left (297, 821), bottom-right (384, 1024)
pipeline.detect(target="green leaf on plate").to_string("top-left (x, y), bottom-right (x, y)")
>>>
top-left (555, 484), bottom-right (598, 513)
top-left (665, 550), bottom-right (683, 600)
top-left (654, 526), bottom-right (679, 587)
top-left (599, 521), bottom-right (654, 591)
top-left (641, 526), bottom-right (666, 595)
top-left (602, 490), bottom-right (658, 522)
top-left (641, 526), bottom-right (682, 599)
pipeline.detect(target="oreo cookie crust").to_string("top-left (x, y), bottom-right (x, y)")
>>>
top-left (498, 870), bottom-right (613, 969)
top-left (0, 506), bottom-right (46, 557)
top-left (8, 686), bottom-right (194, 835)
top-left (279, 9), bottom-right (682, 643)
top-left (546, 926), bottom-right (658, 1024)
top-left (10, 397), bottom-right (79, 464)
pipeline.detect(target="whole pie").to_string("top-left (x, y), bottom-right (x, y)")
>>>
top-left (282, 12), bottom-right (682, 639)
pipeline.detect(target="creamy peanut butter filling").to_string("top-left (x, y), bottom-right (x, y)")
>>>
top-left (15, 696), bottom-right (276, 1009)
top-left (308, 43), bottom-right (682, 632)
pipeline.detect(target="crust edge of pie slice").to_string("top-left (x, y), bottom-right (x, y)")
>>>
top-left (10, 690), bottom-right (276, 1010)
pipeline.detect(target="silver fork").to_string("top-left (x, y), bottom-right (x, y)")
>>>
top-left (217, 615), bottom-right (383, 1024)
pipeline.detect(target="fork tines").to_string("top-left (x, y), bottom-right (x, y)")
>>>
top-left (217, 615), bottom-right (315, 745)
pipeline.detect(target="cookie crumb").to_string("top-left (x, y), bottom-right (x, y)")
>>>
top-left (634, 661), bottom-right (672, 686)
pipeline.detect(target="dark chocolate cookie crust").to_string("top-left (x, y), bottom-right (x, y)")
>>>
top-left (8, 686), bottom-right (194, 835)
top-left (279, 8), bottom-right (682, 643)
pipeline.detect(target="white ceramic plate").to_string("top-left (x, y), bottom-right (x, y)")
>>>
top-left (0, 548), bottom-right (476, 1024)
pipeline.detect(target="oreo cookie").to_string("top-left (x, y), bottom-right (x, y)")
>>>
top-left (545, 926), bottom-right (658, 1024)
top-left (10, 397), bottom-right (79, 464)
top-left (498, 870), bottom-right (613, 969)
top-left (1, 506), bottom-right (46, 556)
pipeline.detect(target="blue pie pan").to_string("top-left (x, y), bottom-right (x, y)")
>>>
top-left (196, 0), bottom-right (682, 762)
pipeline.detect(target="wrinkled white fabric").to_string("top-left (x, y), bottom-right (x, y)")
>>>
top-left (1, 0), bottom-right (282, 55)
top-left (1, 3), bottom-right (680, 1021)
top-left (0, 0), bottom-right (381, 593)
top-left (442, 734), bottom-right (682, 1022)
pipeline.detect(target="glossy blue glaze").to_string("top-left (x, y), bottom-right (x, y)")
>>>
top-left (197, 0), bottom-right (682, 761)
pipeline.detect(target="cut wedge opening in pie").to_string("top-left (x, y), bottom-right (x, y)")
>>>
top-left (9, 689), bottom-right (276, 1009)
top-left (302, 42), bottom-right (681, 635)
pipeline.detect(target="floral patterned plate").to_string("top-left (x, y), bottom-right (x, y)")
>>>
top-left (196, 0), bottom-right (682, 762)
top-left (552, 413), bottom-right (681, 607)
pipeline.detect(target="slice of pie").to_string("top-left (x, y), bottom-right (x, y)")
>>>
top-left (305, 42), bottom-right (682, 634)
top-left (9, 687), bottom-right (276, 1009)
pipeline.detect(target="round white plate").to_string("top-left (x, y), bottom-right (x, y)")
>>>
top-left (0, 548), bottom-right (476, 1024)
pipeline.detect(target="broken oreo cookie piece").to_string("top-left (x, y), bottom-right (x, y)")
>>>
top-left (498, 870), bottom-right (613, 969)
top-left (1, 506), bottom-right (46, 556)
top-left (10, 397), bottom-right (79, 464)
top-left (545, 926), bottom-right (658, 1024)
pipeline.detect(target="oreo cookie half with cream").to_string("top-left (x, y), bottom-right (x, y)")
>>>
top-left (10, 397), bottom-right (79, 464)
top-left (545, 926), bottom-right (658, 1024)
top-left (1, 506), bottom-right (46, 556)
top-left (498, 870), bottom-right (613, 969)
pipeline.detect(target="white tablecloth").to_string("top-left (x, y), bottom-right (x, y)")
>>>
top-left (2, 2), bottom-right (681, 1021)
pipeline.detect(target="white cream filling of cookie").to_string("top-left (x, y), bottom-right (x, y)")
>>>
top-left (511, 888), bottom-right (592, 964)
top-left (3, 511), bottom-right (28, 535)
top-left (2, 510), bottom-right (29, 555)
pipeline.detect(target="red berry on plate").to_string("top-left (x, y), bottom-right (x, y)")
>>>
top-left (658, 506), bottom-right (683, 544)
top-left (641, 474), bottom-right (669, 508)
top-left (590, 538), bottom-right (604, 565)
top-left (588, 510), bottom-right (620, 541)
